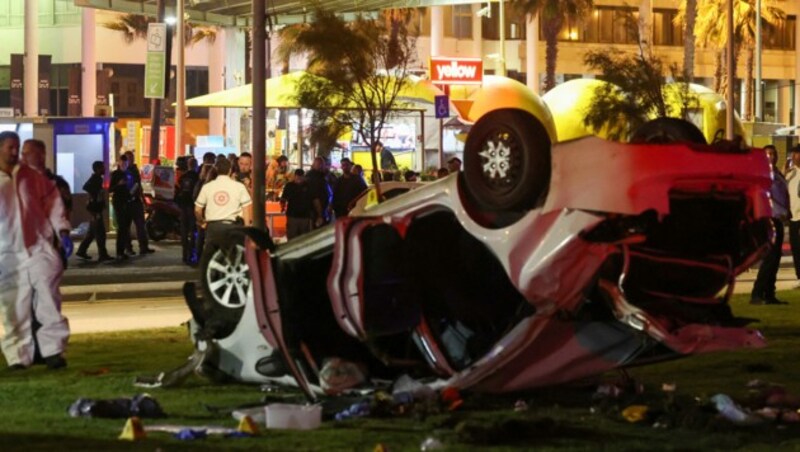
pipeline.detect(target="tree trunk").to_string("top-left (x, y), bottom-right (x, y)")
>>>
top-left (744, 47), bottom-right (754, 121)
top-left (541, 17), bottom-right (561, 93)
top-left (682, 0), bottom-right (697, 82)
top-left (714, 49), bottom-right (723, 93)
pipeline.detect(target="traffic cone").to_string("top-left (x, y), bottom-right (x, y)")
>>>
top-left (237, 415), bottom-right (260, 435)
top-left (118, 416), bottom-right (146, 440)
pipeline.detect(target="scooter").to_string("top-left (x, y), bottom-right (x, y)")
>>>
top-left (144, 194), bottom-right (182, 241)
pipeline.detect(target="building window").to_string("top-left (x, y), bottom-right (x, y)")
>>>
top-left (411, 8), bottom-right (430, 37)
top-left (482, 4), bottom-right (527, 41)
top-left (548, 7), bottom-right (638, 44)
top-left (765, 15), bottom-right (797, 50)
top-left (451, 5), bottom-right (472, 39)
top-left (653, 9), bottom-right (683, 46)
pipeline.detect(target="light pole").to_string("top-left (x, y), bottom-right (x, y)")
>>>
top-left (755, 0), bottom-right (762, 121)
top-left (175, 0), bottom-right (185, 158)
top-left (726, 0), bottom-right (735, 140)
top-left (498, 0), bottom-right (506, 76)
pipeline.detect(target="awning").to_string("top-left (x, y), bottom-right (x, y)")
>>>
top-left (74, 0), bottom-right (481, 27)
top-left (185, 72), bottom-right (308, 108)
top-left (185, 72), bottom-right (442, 110)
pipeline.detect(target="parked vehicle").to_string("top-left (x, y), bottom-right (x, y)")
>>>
top-left (144, 194), bottom-right (181, 242)
top-left (187, 79), bottom-right (772, 401)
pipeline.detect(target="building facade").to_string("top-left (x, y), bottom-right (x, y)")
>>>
top-left (1, 0), bottom-right (799, 137)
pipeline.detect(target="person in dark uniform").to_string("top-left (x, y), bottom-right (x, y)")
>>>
top-left (124, 151), bottom-right (154, 255)
top-left (306, 157), bottom-right (332, 229)
top-left (110, 155), bottom-right (132, 261)
top-left (281, 169), bottom-right (313, 239)
top-left (332, 158), bottom-right (367, 218)
top-left (76, 161), bottom-right (112, 262)
top-left (175, 157), bottom-right (199, 265)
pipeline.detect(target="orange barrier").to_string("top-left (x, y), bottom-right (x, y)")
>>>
top-left (266, 201), bottom-right (287, 238)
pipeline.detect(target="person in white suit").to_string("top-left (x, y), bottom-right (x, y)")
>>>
top-left (0, 131), bottom-right (71, 370)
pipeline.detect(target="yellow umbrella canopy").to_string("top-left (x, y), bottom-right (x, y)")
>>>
top-left (184, 71), bottom-right (311, 108)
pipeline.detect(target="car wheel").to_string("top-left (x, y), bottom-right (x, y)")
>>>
top-left (463, 109), bottom-right (551, 211)
top-left (200, 238), bottom-right (249, 339)
top-left (146, 215), bottom-right (168, 242)
top-left (629, 118), bottom-right (707, 145)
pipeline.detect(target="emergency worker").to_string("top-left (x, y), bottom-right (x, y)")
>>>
top-left (176, 157), bottom-right (199, 265)
top-left (194, 158), bottom-right (252, 255)
top-left (0, 131), bottom-right (71, 370)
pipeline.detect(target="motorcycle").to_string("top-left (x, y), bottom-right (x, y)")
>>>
top-left (144, 194), bottom-right (182, 241)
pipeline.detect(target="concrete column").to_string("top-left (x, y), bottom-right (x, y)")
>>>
top-left (526, 14), bottom-right (539, 94)
top-left (224, 27), bottom-right (245, 151)
top-left (471, 4), bottom-right (482, 57)
top-left (24, 0), bottom-right (38, 116)
top-left (431, 6), bottom-right (444, 57)
top-left (208, 28), bottom-right (225, 137)
top-left (639, 0), bottom-right (653, 55)
top-left (81, 8), bottom-right (96, 117)
top-left (796, 18), bottom-right (800, 132)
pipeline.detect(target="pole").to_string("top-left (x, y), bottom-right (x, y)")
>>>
top-left (498, 0), bottom-right (506, 76)
top-left (755, 0), bottom-right (763, 121)
top-left (149, 0), bottom-right (168, 163)
top-left (252, 0), bottom-right (266, 230)
top-left (24, 0), bottom-right (38, 117)
top-left (726, 0), bottom-right (735, 140)
top-left (419, 110), bottom-right (425, 171)
top-left (176, 0), bottom-right (185, 157)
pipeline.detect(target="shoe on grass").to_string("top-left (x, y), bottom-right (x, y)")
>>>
top-left (44, 354), bottom-right (67, 370)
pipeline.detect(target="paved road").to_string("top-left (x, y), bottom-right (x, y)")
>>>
top-left (62, 238), bottom-right (197, 301)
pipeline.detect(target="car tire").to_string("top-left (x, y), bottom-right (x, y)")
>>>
top-left (629, 118), bottom-right (707, 145)
top-left (146, 214), bottom-right (168, 242)
top-left (463, 109), bottom-right (552, 212)
top-left (200, 230), bottom-right (249, 339)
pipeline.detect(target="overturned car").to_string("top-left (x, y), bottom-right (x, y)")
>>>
top-left (188, 105), bottom-right (773, 400)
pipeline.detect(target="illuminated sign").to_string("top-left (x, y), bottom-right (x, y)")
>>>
top-left (429, 57), bottom-right (483, 85)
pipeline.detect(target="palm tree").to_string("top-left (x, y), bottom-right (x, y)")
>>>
top-left (678, 0), bottom-right (698, 82)
top-left (510, 0), bottom-right (593, 92)
top-left (103, 13), bottom-right (217, 46)
top-left (679, 0), bottom-right (783, 119)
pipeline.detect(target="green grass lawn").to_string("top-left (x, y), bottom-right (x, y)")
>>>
top-left (3, 292), bottom-right (800, 451)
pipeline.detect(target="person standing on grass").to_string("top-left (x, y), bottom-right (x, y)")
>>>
top-left (76, 161), bottom-right (113, 262)
top-left (0, 131), bottom-right (71, 370)
top-left (751, 145), bottom-right (790, 305)
top-left (785, 145), bottom-right (800, 288)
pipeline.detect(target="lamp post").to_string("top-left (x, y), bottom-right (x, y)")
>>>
top-left (726, 0), bottom-right (735, 140)
top-left (498, 0), bottom-right (506, 76)
top-left (755, 0), bottom-right (762, 121)
top-left (252, 0), bottom-right (266, 230)
top-left (176, 0), bottom-right (185, 158)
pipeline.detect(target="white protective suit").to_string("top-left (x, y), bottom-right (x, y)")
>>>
top-left (0, 164), bottom-right (70, 367)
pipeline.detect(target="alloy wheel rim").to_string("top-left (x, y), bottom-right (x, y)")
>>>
top-left (477, 128), bottom-right (522, 194)
top-left (205, 245), bottom-right (250, 308)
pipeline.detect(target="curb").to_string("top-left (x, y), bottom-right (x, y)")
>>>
top-left (61, 281), bottom-right (186, 302)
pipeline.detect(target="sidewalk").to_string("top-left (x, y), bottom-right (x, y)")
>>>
top-left (62, 238), bottom-right (196, 302)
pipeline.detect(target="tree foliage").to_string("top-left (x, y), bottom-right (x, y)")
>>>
top-left (583, 47), bottom-right (696, 142)
top-left (676, 0), bottom-right (783, 117)
top-left (103, 13), bottom-right (216, 46)
top-left (280, 7), bottom-right (418, 188)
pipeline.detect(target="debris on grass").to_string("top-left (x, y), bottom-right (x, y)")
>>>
top-left (621, 405), bottom-right (649, 423)
top-left (420, 436), bottom-right (444, 450)
top-left (68, 393), bottom-right (166, 419)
